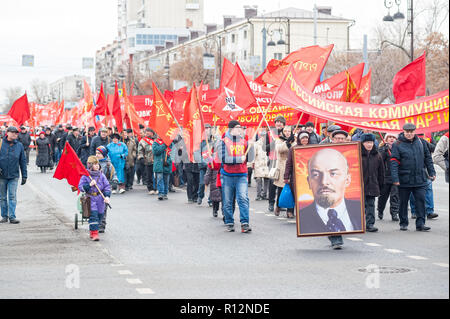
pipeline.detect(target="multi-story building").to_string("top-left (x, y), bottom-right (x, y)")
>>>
top-left (48, 75), bottom-right (91, 107)
top-left (133, 6), bottom-right (354, 87)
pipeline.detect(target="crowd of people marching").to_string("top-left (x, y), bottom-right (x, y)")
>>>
top-left (0, 115), bottom-right (448, 248)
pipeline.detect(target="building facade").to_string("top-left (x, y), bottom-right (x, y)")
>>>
top-left (48, 75), bottom-right (91, 106)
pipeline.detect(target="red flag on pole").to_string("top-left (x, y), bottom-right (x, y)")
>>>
top-left (183, 83), bottom-right (205, 162)
top-left (393, 52), bottom-right (426, 103)
top-left (8, 93), bottom-right (30, 127)
top-left (112, 82), bottom-right (123, 132)
top-left (55, 100), bottom-right (65, 124)
top-left (94, 83), bottom-right (109, 116)
top-left (212, 62), bottom-right (256, 122)
top-left (150, 82), bottom-right (180, 146)
top-left (53, 142), bottom-right (89, 191)
top-left (122, 82), bottom-right (145, 138)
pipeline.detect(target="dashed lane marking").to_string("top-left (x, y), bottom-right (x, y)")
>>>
top-left (287, 220), bottom-right (297, 224)
top-left (255, 211), bottom-right (266, 214)
top-left (433, 263), bottom-right (449, 268)
top-left (265, 214), bottom-right (275, 217)
top-left (118, 270), bottom-right (133, 275)
top-left (277, 217), bottom-right (287, 220)
top-left (384, 249), bottom-right (404, 254)
top-left (365, 243), bottom-right (382, 247)
top-left (126, 278), bottom-right (143, 285)
top-left (407, 256), bottom-right (428, 260)
top-left (347, 237), bottom-right (363, 241)
top-left (136, 288), bottom-right (155, 295)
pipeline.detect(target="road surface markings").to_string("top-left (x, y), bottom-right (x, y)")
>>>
top-left (365, 243), bottom-right (382, 247)
top-left (384, 249), bottom-right (404, 254)
top-left (347, 237), bottom-right (363, 241)
top-left (287, 220), bottom-right (296, 224)
top-left (136, 288), bottom-right (155, 295)
top-left (433, 263), bottom-right (449, 268)
top-left (111, 264), bottom-right (124, 267)
top-left (277, 217), bottom-right (287, 220)
top-left (407, 256), bottom-right (428, 260)
top-left (265, 214), bottom-right (275, 217)
top-left (255, 211), bottom-right (266, 214)
top-left (118, 270), bottom-right (133, 275)
top-left (126, 278), bottom-right (143, 285)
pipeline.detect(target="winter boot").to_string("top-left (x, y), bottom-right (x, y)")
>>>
top-left (90, 231), bottom-right (99, 241)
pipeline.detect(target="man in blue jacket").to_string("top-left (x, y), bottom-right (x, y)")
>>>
top-left (0, 126), bottom-right (28, 224)
top-left (391, 123), bottom-right (436, 232)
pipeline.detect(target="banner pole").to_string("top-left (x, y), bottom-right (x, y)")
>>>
top-left (245, 101), bottom-right (273, 157)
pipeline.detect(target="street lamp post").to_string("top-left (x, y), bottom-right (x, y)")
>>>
top-left (383, 0), bottom-right (414, 62)
top-left (262, 17), bottom-right (291, 67)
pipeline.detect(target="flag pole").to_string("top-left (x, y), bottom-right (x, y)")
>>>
top-left (255, 100), bottom-right (275, 141)
top-left (87, 175), bottom-right (112, 209)
top-left (245, 101), bottom-right (274, 157)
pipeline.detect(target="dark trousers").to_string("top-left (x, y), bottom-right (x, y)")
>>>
top-left (136, 161), bottom-right (145, 184)
top-left (125, 166), bottom-right (135, 189)
top-left (145, 164), bottom-right (155, 191)
top-left (399, 186), bottom-right (427, 229)
top-left (186, 170), bottom-right (199, 201)
top-left (365, 195), bottom-right (376, 228)
top-left (25, 148), bottom-right (30, 165)
top-left (248, 167), bottom-right (253, 186)
top-left (377, 183), bottom-right (399, 218)
top-left (268, 179), bottom-right (277, 205)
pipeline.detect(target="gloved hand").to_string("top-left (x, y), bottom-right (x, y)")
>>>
top-left (21, 178), bottom-right (27, 185)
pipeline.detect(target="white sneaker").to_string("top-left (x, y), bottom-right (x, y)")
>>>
top-left (119, 189), bottom-right (125, 194)
top-left (151, 190), bottom-right (157, 195)
top-left (112, 190), bottom-right (117, 194)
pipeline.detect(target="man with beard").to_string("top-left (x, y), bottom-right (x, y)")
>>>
top-left (299, 148), bottom-right (363, 249)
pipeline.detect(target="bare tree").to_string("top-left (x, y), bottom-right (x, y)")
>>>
top-left (30, 79), bottom-right (48, 104)
top-left (2, 86), bottom-right (24, 113)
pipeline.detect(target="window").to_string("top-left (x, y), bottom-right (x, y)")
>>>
top-left (231, 34), bottom-right (236, 43)
top-left (244, 30), bottom-right (248, 39)
top-left (274, 53), bottom-right (282, 60)
top-left (244, 50), bottom-right (247, 60)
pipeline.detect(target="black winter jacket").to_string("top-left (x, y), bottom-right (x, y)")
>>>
top-left (390, 133), bottom-right (436, 188)
top-left (18, 132), bottom-right (31, 149)
top-left (379, 144), bottom-right (394, 184)
top-left (361, 146), bottom-right (384, 197)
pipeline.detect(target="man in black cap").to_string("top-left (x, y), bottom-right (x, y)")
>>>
top-left (0, 126), bottom-right (27, 224)
top-left (18, 126), bottom-right (32, 165)
top-left (67, 127), bottom-right (81, 154)
top-left (78, 127), bottom-right (96, 167)
top-left (54, 124), bottom-right (66, 163)
top-left (320, 125), bottom-right (341, 144)
top-left (45, 127), bottom-right (57, 167)
top-left (331, 129), bottom-right (349, 144)
top-left (391, 123), bottom-right (436, 232)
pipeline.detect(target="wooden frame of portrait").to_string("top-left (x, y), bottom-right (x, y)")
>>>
top-left (292, 142), bottom-right (366, 237)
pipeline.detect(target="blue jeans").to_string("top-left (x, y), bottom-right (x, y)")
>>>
top-left (198, 168), bottom-right (207, 200)
top-left (0, 178), bottom-right (19, 220)
top-left (156, 173), bottom-right (170, 195)
top-left (55, 148), bottom-right (62, 163)
top-left (89, 211), bottom-right (104, 231)
top-left (221, 174), bottom-right (250, 226)
top-left (410, 181), bottom-right (434, 215)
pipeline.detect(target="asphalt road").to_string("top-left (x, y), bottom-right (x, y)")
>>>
top-left (1, 155), bottom-right (448, 299)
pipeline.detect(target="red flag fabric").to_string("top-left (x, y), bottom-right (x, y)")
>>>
top-left (342, 71), bottom-right (360, 102)
top-left (258, 44), bottom-right (334, 90)
top-left (150, 82), bottom-right (179, 146)
top-left (212, 62), bottom-right (256, 122)
top-left (8, 93), bottom-right (30, 127)
top-left (53, 142), bottom-right (89, 191)
top-left (94, 83), bottom-right (109, 116)
top-left (83, 80), bottom-right (94, 113)
top-left (55, 100), bottom-right (65, 124)
top-left (122, 82), bottom-right (145, 138)
top-left (219, 58), bottom-right (235, 90)
top-left (356, 69), bottom-right (372, 104)
top-left (393, 52), bottom-right (426, 103)
top-left (183, 83), bottom-right (205, 162)
top-left (313, 63), bottom-right (365, 101)
top-left (112, 82), bottom-right (123, 132)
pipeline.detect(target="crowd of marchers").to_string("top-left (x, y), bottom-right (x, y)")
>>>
top-left (0, 116), bottom-right (448, 248)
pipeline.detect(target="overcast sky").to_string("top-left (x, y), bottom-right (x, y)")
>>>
top-left (0, 0), bottom-right (448, 106)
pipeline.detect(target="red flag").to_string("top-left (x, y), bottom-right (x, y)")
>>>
top-left (183, 83), bottom-right (205, 162)
top-left (212, 62), bottom-right (256, 121)
top-left (55, 100), bottom-right (65, 124)
top-left (8, 93), bottom-right (30, 127)
top-left (122, 82), bottom-right (145, 138)
top-left (314, 63), bottom-right (365, 101)
top-left (150, 82), bottom-right (180, 146)
top-left (219, 58), bottom-right (235, 90)
top-left (356, 69), bottom-right (372, 104)
top-left (94, 83), bottom-right (109, 116)
top-left (112, 82), bottom-right (123, 132)
top-left (258, 44), bottom-right (334, 90)
top-left (53, 142), bottom-right (89, 191)
top-left (393, 52), bottom-right (426, 103)
top-left (83, 80), bottom-right (94, 113)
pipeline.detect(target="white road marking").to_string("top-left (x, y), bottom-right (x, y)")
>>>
top-left (277, 217), bottom-right (287, 220)
top-left (365, 243), bottom-right (382, 247)
top-left (126, 278), bottom-right (143, 285)
top-left (136, 288), bottom-right (155, 295)
top-left (118, 270), bottom-right (133, 275)
top-left (433, 263), bottom-right (449, 268)
top-left (287, 220), bottom-right (297, 224)
top-left (347, 237), bottom-right (363, 241)
top-left (255, 211), bottom-right (266, 214)
top-left (384, 249), bottom-right (404, 254)
top-left (407, 255), bottom-right (428, 260)
top-left (265, 214), bottom-right (275, 217)
top-left (111, 264), bottom-right (124, 267)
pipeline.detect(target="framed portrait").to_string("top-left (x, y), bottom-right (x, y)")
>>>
top-left (292, 142), bottom-right (365, 237)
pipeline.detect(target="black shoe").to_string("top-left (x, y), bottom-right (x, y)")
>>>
top-left (0, 217), bottom-right (8, 223)
top-left (99, 229), bottom-right (105, 234)
top-left (427, 213), bottom-right (438, 219)
top-left (158, 195), bottom-right (164, 201)
top-left (378, 213), bottom-right (383, 220)
top-left (392, 215), bottom-right (400, 222)
top-left (411, 215), bottom-right (416, 219)
top-left (268, 203), bottom-right (274, 212)
top-left (241, 224), bottom-right (252, 233)
top-left (197, 198), bottom-right (202, 205)
top-left (213, 209), bottom-right (218, 218)
top-left (400, 225), bottom-right (408, 231)
top-left (366, 226), bottom-right (378, 232)
top-left (9, 219), bottom-right (20, 224)
top-left (226, 225), bottom-right (235, 232)
top-left (416, 226), bottom-right (431, 232)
